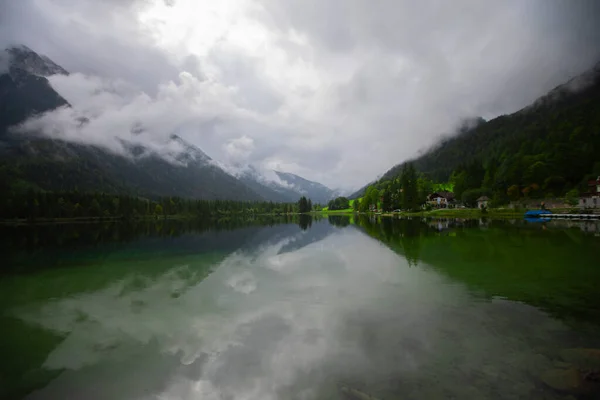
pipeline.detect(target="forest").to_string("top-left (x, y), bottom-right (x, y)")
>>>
top-left (353, 64), bottom-right (600, 207)
top-left (327, 197), bottom-right (350, 210)
top-left (354, 163), bottom-right (424, 212)
top-left (0, 190), bottom-right (315, 221)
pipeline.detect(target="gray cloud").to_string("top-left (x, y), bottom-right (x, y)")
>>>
top-left (0, 50), bottom-right (9, 74)
top-left (2, 0), bottom-right (600, 191)
top-left (0, 0), bottom-right (180, 92)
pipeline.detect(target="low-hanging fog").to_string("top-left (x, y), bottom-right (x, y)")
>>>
top-left (1, 0), bottom-right (599, 191)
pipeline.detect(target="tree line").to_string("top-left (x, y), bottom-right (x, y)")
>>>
top-left (0, 190), bottom-right (315, 221)
top-left (327, 197), bottom-right (350, 210)
top-left (360, 68), bottom-right (600, 208)
top-left (297, 196), bottom-right (313, 213)
top-left (355, 163), bottom-right (427, 212)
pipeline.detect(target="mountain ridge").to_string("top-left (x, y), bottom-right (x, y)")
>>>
top-left (0, 45), bottom-right (333, 202)
top-left (351, 60), bottom-right (600, 199)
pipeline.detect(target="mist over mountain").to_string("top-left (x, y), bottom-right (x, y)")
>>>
top-left (2, 0), bottom-right (598, 191)
top-left (0, 46), bottom-right (333, 202)
top-left (351, 60), bottom-right (600, 199)
top-left (0, 46), bottom-right (69, 135)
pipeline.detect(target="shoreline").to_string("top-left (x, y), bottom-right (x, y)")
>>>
top-left (315, 209), bottom-right (526, 218)
top-left (0, 213), bottom-right (302, 226)
top-left (7, 207), bottom-right (591, 225)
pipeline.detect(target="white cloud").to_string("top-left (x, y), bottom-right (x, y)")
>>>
top-left (3, 0), bottom-right (600, 190)
top-left (223, 136), bottom-right (255, 163)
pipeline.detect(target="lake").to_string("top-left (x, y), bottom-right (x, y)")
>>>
top-left (1, 216), bottom-right (600, 400)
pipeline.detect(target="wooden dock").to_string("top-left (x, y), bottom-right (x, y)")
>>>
top-left (544, 213), bottom-right (600, 220)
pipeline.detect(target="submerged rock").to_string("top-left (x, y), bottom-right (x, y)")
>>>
top-left (559, 348), bottom-right (600, 370)
top-left (540, 364), bottom-right (600, 396)
top-left (540, 367), bottom-right (582, 392)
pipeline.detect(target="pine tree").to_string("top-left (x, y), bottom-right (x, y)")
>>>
top-left (401, 163), bottom-right (419, 211)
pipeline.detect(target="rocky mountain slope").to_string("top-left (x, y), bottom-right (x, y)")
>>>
top-left (0, 46), bottom-right (335, 202)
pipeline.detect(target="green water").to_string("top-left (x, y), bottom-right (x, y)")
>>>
top-left (1, 216), bottom-right (600, 399)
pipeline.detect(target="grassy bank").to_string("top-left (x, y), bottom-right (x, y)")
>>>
top-left (386, 208), bottom-right (525, 218)
top-left (315, 208), bottom-right (526, 218)
top-left (317, 208), bottom-right (353, 214)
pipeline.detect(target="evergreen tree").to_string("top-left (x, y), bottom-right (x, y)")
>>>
top-left (401, 163), bottom-right (419, 211)
top-left (297, 196), bottom-right (310, 213)
top-left (381, 187), bottom-right (392, 212)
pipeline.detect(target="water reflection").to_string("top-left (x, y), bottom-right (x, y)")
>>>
top-left (327, 215), bottom-right (351, 227)
top-left (1, 218), bottom-right (599, 399)
top-left (353, 217), bottom-right (600, 326)
top-left (298, 214), bottom-right (313, 230)
top-left (355, 216), bottom-right (426, 266)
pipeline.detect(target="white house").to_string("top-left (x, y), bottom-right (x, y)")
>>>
top-left (579, 176), bottom-right (600, 209)
top-left (477, 196), bottom-right (489, 209)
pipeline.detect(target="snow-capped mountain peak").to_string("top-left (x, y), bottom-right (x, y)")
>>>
top-left (4, 45), bottom-right (68, 78)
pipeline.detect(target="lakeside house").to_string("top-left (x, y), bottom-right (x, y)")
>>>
top-left (579, 176), bottom-right (600, 209)
top-left (427, 191), bottom-right (455, 209)
top-left (477, 196), bottom-right (490, 209)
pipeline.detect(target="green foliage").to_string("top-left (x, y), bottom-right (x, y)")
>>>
top-left (381, 188), bottom-right (392, 212)
top-left (432, 182), bottom-right (454, 192)
top-left (401, 163), bottom-right (419, 211)
top-left (0, 191), bottom-right (304, 220)
top-left (327, 196), bottom-right (350, 210)
top-left (461, 188), bottom-right (489, 208)
top-left (0, 139), bottom-right (263, 203)
top-left (360, 186), bottom-right (380, 212)
top-left (352, 68), bottom-right (600, 204)
top-left (507, 185), bottom-right (520, 201)
top-left (297, 196), bottom-right (312, 213)
top-left (565, 188), bottom-right (579, 206)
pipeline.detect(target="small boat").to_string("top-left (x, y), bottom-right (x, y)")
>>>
top-left (524, 210), bottom-right (552, 218)
top-left (524, 217), bottom-right (551, 223)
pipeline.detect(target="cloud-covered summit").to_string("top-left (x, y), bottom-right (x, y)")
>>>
top-left (2, 0), bottom-right (599, 191)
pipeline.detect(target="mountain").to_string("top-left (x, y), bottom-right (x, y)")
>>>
top-left (0, 45), bottom-right (335, 203)
top-left (235, 166), bottom-right (337, 204)
top-left (348, 182), bottom-right (372, 200)
top-left (0, 46), bottom-right (69, 136)
top-left (353, 61), bottom-right (600, 199)
top-left (237, 166), bottom-right (299, 203)
top-left (0, 46), bottom-right (262, 201)
top-left (273, 171), bottom-right (336, 204)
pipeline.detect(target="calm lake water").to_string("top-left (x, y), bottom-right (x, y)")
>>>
top-left (2, 216), bottom-right (600, 400)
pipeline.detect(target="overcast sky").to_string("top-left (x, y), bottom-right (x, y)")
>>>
top-left (1, 0), bottom-right (600, 191)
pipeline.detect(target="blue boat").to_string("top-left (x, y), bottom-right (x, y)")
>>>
top-left (524, 210), bottom-right (553, 218)
top-left (524, 217), bottom-right (551, 223)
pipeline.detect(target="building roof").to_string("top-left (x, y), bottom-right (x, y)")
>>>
top-left (428, 191), bottom-right (455, 200)
top-left (477, 196), bottom-right (490, 201)
top-left (588, 176), bottom-right (600, 186)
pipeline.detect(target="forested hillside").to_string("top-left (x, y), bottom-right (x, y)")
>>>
top-left (0, 46), bottom-right (335, 204)
top-left (0, 46), bottom-right (265, 201)
top-left (353, 62), bottom-right (600, 205)
top-left (0, 190), bottom-right (304, 221)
